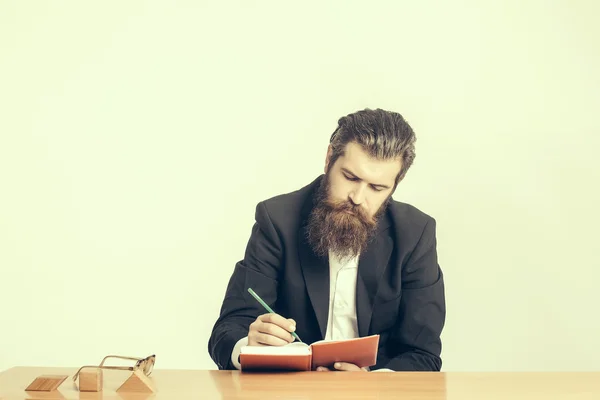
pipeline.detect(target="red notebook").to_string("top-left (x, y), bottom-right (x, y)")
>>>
top-left (239, 335), bottom-right (380, 371)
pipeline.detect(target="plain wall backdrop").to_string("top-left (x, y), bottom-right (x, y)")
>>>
top-left (1, 0), bottom-right (599, 372)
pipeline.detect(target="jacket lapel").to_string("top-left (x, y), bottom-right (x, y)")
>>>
top-left (298, 224), bottom-right (330, 340)
top-left (356, 215), bottom-right (393, 337)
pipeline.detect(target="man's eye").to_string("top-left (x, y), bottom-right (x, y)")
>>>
top-left (371, 186), bottom-right (384, 192)
top-left (344, 175), bottom-right (358, 181)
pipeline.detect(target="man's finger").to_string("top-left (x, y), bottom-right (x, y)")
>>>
top-left (254, 332), bottom-right (289, 346)
top-left (258, 322), bottom-right (294, 342)
top-left (259, 313), bottom-right (296, 332)
top-left (315, 366), bottom-right (331, 372)
top-left (333, 362), bottom-right (364, 371)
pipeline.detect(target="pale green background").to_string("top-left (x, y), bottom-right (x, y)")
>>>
top-left (1, 1), bottom-right (599, 372)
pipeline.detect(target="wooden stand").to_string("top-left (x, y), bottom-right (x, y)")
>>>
top-left (79, 368), bottom-right (103, 392)
top-left (25, 375), bottom-right (68, 391)
top-left (116, 369), bottom-right (155, 393)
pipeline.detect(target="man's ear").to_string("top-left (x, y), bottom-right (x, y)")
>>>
top-left (324, 145), bottom-right (333, 173)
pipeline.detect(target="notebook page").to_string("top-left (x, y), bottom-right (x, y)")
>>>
top-left (240, 342), bottom-right (310, 356)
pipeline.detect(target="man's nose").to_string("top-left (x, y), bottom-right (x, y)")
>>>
top-left (348, 185), bottom-right (367, 206)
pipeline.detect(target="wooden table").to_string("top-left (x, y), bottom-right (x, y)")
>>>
top-left (1, 367), bottom-right (599, 399)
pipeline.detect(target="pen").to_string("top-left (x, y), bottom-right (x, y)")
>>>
top-left (247, 287), bottom-right (302, 342)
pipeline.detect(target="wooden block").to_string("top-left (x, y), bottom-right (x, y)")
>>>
top-left (116, 369), bottom-right (155, 393)
top-left (79, 368), bottom-right (103, 392)
top-left (25, 375), bottom-right (68, 391)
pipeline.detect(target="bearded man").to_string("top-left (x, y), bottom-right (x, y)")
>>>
top-left (208, 108), bottom-right (446, 372)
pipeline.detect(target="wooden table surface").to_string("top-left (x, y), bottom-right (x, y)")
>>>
top-left (1, 367), bottom-right (599, 400)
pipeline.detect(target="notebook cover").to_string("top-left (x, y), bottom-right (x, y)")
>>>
top-left (310, 335), bottom-right (380, 369)
top-left (240, 353), bottom-right (312, 371)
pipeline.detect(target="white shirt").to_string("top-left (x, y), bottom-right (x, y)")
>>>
top-left (230, 251), bottom-right (392, 371)
top-left (324, 251), bottom-right (359, 341)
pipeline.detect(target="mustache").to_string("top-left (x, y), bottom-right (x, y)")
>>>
top-left (323, 198), bottom-right (367, 216)
top-left (321, 198), bottom-right (376, 226)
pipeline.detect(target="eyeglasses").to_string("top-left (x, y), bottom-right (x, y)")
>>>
top-left (73, 354), bottom-right (156, 382)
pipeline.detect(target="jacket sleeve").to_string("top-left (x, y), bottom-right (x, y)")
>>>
top-left (383, 217), bottom-right (446, 371)
top-left (207, 201), bottom-right (284, 369)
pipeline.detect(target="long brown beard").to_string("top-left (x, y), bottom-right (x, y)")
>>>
top-left (306, 174), bottom-right (389, 261)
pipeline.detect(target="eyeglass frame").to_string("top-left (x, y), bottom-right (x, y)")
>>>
top-left (72, 354), bottom-right (156, 382)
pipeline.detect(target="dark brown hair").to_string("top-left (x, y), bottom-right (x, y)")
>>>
top-left (328, 108), bottom-right (416, 187)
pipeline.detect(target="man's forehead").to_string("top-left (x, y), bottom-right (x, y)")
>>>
top-left (337, 143), bottom-right (401, 185)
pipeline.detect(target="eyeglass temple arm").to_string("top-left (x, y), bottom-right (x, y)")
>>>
top-left (99, 355), bottom-right (143, 366)
top-left (73, 365), bottom-right (134, 380)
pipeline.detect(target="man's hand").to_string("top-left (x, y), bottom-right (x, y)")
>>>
top-left (248, 313), bottom-right (297, 346)
top-left (316, 362), bottom-right (368, 372)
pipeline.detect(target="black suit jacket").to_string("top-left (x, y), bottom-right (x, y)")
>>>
top-left (208, 175), bottom-right (446, 371)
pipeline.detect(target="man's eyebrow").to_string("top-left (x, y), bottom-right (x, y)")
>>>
top-left (341, 167), bottom-right (391, 189)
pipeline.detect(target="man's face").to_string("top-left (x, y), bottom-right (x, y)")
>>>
top-left (306, 142), bottom-right (401, 260)
top-left (324, 142), bottom-right (401, 219)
